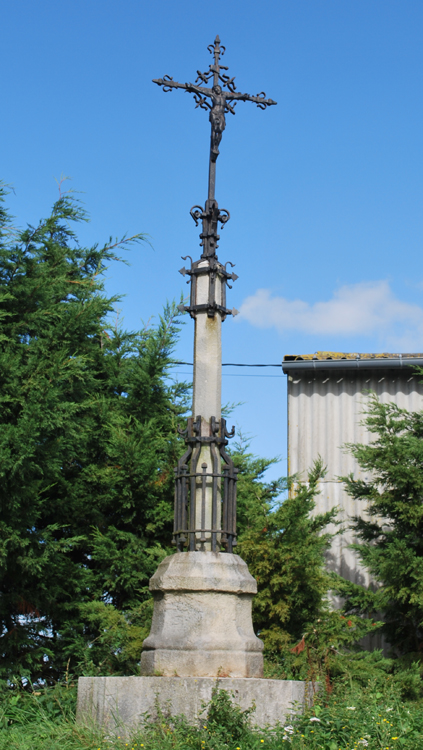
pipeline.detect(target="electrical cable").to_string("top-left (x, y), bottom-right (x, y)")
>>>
top-left (173, 371), bottom-right (286, 378)
top-left (173, 362), bottom-right (282, 367)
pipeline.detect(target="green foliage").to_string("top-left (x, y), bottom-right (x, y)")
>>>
top-left (232, 439), bottom-right (385, 685)
top-left (263, 613), bottom-right (384, 685)
top-left (335, 395), bottom-right (423, 660)
top-left (292, 678), bottom-right (423, 749)
top-left (1, 681), bottom-right (423, 750)
top-left (0, 184), bottom-right (189, 684)
top-left (235, 450), bottom-right (338, 654)
top-left (202, 684), bottom-right (256, 745)
top-left (5, 181), bottom-right (421, 706)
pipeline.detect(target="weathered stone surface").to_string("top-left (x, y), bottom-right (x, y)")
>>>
top-left (191, 261), bottom-right (223, 546)
top-left (149, 550), bottom-right (257, 592)
top-left (192, 260), bottom-right (222, 422)
top-left (77, 676), bottom-right (312, 731)
top-left (140, 552), bottom-right (263, 678)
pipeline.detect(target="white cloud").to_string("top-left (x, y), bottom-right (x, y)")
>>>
top-left (239, 281), bottom-right (423, 350)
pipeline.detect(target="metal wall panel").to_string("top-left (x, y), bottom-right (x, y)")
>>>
top-left (287, 368), bottom-right (423, 587)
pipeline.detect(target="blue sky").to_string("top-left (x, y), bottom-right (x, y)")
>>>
top-left (2, 0), bottom-right (423, 479)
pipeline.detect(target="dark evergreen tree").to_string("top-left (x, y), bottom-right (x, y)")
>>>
top-left (234, 445), bottom-right (337, 652)
top-left (337, 395), bottom-right (423, 660)
top-left (1, 182), bottom-right (385, 687)
top-left (233, 442), bottom-right (379, 683)
top-left (0, 184), bottom-right (188, 684)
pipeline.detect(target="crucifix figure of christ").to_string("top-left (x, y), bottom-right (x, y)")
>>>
top-left (153, 35), bottom-right (276, 202)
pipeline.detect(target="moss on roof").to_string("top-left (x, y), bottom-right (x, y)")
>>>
top-left (283, 352), bottom-right (423, 362)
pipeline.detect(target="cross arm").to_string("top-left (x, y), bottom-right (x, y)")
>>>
top-left (153, 77), bottom-right (212, 97)
top-left (225, 90), bottom-right (277, 110)
top-left (153, 76), bottom-right (189, 92)
top-left (185, 82), bottom-right (213, 97)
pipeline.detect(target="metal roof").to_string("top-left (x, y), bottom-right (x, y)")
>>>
top-left (282, 352), bottom-right (423, 372)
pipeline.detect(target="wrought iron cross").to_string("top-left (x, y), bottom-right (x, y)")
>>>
top-left (153, 35), bottom-right (276, 205)
top-left (152, 38), bottom-right (276, 553)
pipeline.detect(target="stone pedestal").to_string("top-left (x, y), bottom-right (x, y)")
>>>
top-left (140, 551), bottom-right (263, 678)
top-left (77, 676), bottom-right (313, 731)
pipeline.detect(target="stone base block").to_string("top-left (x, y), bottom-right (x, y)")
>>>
top-left (140, 649), bottom-right (263, 679)
top-left (77, 676), bottom-right (313, 731)
top-left (140, 552), bottom-right (263, 678)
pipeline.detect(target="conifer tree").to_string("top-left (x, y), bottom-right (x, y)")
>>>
top-left (234, 442), bottom-right (379, 681)
top-left (337, 396), bottom-right (423, 659)
top-left (234, 445), bottom-right (337, 652)
top-left (0, 185), bottom-right (188, 684)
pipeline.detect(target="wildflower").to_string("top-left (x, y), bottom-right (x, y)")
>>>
top-left (261, 741), bottom-right (264, 743)
top-left (284, 725), bottom-right (294, 734)
top-left (310, 717), bottom-right (321, 722)
top-left (391, 738), bottom-right (398, 741)
top-left (346, 707), bottom-right (356, 710)
top-left (358, 741), bottom-right (369, 747)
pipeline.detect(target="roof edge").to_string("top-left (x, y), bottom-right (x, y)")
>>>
top-left (282, 358), bottom-right (423, 373)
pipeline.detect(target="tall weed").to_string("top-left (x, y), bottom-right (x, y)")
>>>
top-left (0, 680), bottom-right (422, 750)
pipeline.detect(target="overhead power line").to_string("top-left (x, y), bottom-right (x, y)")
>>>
top-left (173, 362), bottom-right (282, 367)
top-left (174, 371), bottom-right (285, 378)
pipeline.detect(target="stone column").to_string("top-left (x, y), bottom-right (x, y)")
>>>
top-left (192, 260), bottom-right (222, 421)
top-left (140, 201), bottom-right (263, 676)
top-left (140, 255), bottom-right (264, 678)
top-left (192, 260), bottom-right (222, 547)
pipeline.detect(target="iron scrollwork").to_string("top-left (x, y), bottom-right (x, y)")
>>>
top-left (173, 417), bottom-right (238, 553)
top-left (153, 35), bottom-right (276, 167)
top-left (178, 254), bottom-right (239, 320)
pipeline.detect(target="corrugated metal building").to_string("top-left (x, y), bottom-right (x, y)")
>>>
top-left (282, 352), bottom-right (423, 587)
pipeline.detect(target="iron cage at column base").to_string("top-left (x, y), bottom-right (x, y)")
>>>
top-left (173, 416), bottom-right (238, 553)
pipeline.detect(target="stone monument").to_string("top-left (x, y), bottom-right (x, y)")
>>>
top-left (77, 37), bottom-right (312, 730)
top-left (140, 34), bottom-right (276, 680)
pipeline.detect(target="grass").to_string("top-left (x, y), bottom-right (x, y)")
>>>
top-left (0, 678), bottom-right (422, 750)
